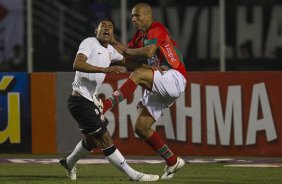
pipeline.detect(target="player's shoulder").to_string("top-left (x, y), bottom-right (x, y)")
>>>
top-left (149, 21), bottom-right (167, 34)
top-left (151, 21), bottom-right (166, 29)
top-left (108, 44), bottom-right (114, 50)
top-left (80, 37), bottom-right (99, 46)
top-left (108, 44), bottom-right (119, 53)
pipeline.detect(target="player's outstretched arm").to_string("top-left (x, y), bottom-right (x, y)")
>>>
top-left (110, 36), bottom-right (127, 55)
top-left (73, 53), bottom-right (124, 74)
top-left (124, 58), bottom-right (149, 71)
top-left (124, 44), bottom-right (157, 58)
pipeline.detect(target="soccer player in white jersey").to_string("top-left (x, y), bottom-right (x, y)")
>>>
top-left (59, 18), bottom-right (159, 182)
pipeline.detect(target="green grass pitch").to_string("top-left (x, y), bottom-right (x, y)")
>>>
top-left (0, 161), bottom-right (282, 184)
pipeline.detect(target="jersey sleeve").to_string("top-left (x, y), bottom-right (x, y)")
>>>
top-left (77, 38), bottom-right (93, 58)
top-left (145, 23), bottom-right (168, 47)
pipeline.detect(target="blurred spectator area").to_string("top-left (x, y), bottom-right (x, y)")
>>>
top-left (29, 0), bottom-right (282, 71)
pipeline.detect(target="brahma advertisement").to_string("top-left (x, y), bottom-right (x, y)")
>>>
top-left (98, 72), bottom-right (282, 156)
top-left (0, 72), bottom-right (281, 156)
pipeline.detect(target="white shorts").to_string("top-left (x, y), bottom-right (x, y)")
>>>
top-left (138, 69), bottom-right (187, 121)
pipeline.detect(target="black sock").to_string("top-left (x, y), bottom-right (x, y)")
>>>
top-left (81, 140), bottom-right (93, 151)
top-left (103, 145), bottom-right (116, 156)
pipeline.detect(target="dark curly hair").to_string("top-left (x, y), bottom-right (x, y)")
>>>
top-left (95, 17), bottom-right (115, 30)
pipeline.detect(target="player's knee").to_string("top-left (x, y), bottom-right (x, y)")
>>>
top-left (96, 131), bottom-right (114, 149)
top-left (130, 68), bottom-right (147, 81)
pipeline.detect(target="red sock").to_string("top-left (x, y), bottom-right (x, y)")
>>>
top-left (146, 131), bottom-right (177, 166)
top-left (103, 79), bottom-right (137, 113)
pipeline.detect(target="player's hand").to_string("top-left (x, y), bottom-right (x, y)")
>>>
top-left (110, 35), bottom-right (126, 54)
top-left (104, 65), bottom-right (125, 74)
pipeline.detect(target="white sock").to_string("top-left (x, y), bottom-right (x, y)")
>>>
top-left (105, 148), bottom-right (139, 179)
top-left (66, 140), bottom-right (91, 169)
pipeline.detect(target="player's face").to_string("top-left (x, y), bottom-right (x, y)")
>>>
top-left (96, 20), bottom-right (114, 44)
top-left (131, 7), bottom-right (150, 32)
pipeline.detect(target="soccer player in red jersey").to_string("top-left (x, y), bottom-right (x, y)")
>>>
top-left (102, 3), bottom-right (187, 179)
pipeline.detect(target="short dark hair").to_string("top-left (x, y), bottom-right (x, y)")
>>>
top-left (95, 18), bottom-right (115, 30)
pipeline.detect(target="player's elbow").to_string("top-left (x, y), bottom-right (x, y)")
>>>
top-left (147, 50), bottom-right (155, 58)
top-left (73, 60), bottom-right (82, 71)
top-left (73, 62), bottom-right (78, 71)
top-left (73, 53), bottom-right (87, 71)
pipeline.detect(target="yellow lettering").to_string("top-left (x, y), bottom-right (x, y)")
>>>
top-left (0, 76), bottom-right (14, 91)
top-left (0, 92), bottom-right (21, 143)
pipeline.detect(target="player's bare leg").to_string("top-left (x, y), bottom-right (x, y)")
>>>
top-left (135, 107), bottom-right (185, 179)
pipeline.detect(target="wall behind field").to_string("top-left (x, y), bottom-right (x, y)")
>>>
top-left (0, 72), bottom-right (281, 156)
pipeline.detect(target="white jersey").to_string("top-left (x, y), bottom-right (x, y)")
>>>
top-left (72, 37), bottom-right (123, 101)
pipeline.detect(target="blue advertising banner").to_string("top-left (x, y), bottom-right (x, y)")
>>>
top-left (0, 73), bottom-right (31, 153)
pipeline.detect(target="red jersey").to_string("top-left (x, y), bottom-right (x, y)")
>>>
top-left (128, 21), bottom-right (187, 79)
